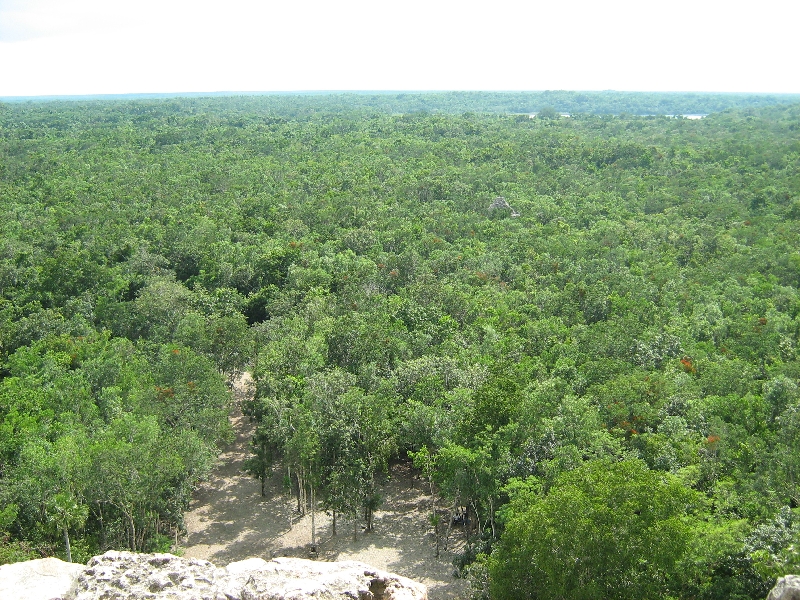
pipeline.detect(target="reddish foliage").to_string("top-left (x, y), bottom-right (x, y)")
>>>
top-left (156, 386), bottom-right (175, 399)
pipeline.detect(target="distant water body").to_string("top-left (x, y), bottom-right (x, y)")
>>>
top-left (526, 113), bottom-right (707, 119)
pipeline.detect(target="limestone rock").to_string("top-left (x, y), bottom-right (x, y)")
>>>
top-left (67, 551), bottom-right (220, 600)
top-left (53, 550), bottom-right (427, 600)
top-left (0, 556), bottom-right (84, 600)
top-left (768, 575), bottom-right (800, 600)
top-left (234, 557), bottom-right (427, 600)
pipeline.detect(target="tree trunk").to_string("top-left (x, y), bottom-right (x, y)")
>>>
top-left (444, 502), bottom-right (456, 551)
top-left (96, 502), bottom-right (106, 549)
top-left (296, 471), bottom-right (303, 514)
top-left (127, 513), bottom-right (136, 551)
top-left (332, 510), bottom-right (336, 536)
top-left (434, 517), bottom-right (440, 559)
top-left (310, 483), bottom-right (316, 549)
top-left (353, 514), bottom-right (358, 542)
top-left (467, 502), bottom-right (480, 539)
top-left (429, 477), bottom-right (439, 558)
top-left (63, 528), bottom-right (72, 563)
top-left (287, 465), bottom-right (294, 528)
top-left (489, 497), bottom-right (496, 540)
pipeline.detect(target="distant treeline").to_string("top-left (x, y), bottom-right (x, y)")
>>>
top-left (3, 90), bottom-right (800, 118)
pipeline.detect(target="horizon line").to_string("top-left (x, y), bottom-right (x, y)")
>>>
top-left (4, 89), bottom-right (800, 103)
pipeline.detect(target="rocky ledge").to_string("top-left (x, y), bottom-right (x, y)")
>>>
top-left (768, 575), bottom-right (800, 600)
top-left (0, 551), bottom-right (428, 600)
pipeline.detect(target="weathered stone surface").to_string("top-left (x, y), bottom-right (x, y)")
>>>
top-left (68, 551), bottom-right (221, 600)
top-left (2, 551), bottom-right (427, 600)
top-left (768, 575), bottom-right (800, 600)
top-left (0, 556), bottom-right (84, 600)
top-left (234, 557), bottom-right (427, 600)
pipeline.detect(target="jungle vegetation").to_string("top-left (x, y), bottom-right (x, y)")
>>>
top-left (1, 92), bottom-right (800, 599)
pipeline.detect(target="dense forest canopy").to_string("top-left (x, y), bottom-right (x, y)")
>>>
top-left (1, 91), bottom-right (800, 598)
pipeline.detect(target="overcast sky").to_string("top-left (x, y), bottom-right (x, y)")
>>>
top-left (0, 0), bottom-right (797, 97)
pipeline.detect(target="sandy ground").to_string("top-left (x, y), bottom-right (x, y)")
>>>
top-left (182, 373), bottom-right (470, 600)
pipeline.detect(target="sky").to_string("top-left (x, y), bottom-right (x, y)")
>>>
top-left (0, 0), bottom-right (798, 97)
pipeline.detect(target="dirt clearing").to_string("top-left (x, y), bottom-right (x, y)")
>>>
top-left (182, 373), bottom-right (470, 600)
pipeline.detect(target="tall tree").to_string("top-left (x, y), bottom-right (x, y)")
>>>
top-left (489, 459), bottom-right (703, 600)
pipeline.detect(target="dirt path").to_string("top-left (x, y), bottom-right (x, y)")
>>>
top-left (182, 373), bottom-right (470, 600)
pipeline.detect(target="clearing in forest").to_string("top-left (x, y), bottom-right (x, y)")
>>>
top-left (182, 373), bottom-right (470, 600)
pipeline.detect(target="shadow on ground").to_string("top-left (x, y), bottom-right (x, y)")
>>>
top-left (182, 374), bottom-right (470, 600)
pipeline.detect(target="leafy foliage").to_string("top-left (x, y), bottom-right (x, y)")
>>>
top-left (489, 460), bottom-right (702, 600)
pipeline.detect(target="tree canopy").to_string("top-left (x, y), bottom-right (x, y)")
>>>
top-left (1, 92), bottom-right (799, 597)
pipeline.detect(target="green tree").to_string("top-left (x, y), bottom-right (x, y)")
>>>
top-left (243, 424), bottom-right (278, 497)
top-left (536, 106), bottom-right (560, 120)
top-left (46, 492), bottom-right (88, 563)
top-left (314, 380), bottom-right (394, 539)
top-left (489, 459), bottom-right (703, 600)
